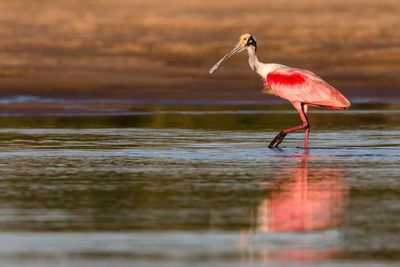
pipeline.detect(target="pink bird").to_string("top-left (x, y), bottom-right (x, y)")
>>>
top-left (209, 33), bottom-right (351, 149)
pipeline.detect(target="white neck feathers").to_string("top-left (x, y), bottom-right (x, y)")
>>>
top-left (246, 46), bottom-right (285, 78)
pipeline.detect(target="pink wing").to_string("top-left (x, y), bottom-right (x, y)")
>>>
top-left (265, 68), bottom-right (351, 110)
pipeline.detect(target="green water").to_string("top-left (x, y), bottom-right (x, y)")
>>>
top-left (0, 105), bottom-right (399, 266)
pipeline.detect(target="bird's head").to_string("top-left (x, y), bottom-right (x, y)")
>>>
top-left (239, 33), bottom-right (257, 50)
top-left (209, 33), bottom-right (257, 74)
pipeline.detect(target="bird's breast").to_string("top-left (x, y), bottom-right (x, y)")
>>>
top-left (262, 78), bottom-right (274, 95)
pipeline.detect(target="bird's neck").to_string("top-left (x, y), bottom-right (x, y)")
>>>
top-left (247, 46), bottom-right (285, 78)
top-left (247, 46), bottom-right (260, 73)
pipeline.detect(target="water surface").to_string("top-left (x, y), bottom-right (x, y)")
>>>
top-left (0, 105), bottom-right (399, 266)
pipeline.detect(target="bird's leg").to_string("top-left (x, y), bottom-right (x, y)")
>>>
top-left (301, 104), bottom-right (310, 148)
top-left (268, 103), bottom-right (310, 148)
top-left (304, 125), bottom-right (310, 148)
top-left (268, 131), bottom-right (286, 148)
top-left (268, 124), bottom-right (306, 148)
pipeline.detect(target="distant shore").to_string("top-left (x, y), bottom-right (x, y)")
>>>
top-left (0, 0), bottom-right (399, 103)
top-left (0, 94), bottom-right (399, 116)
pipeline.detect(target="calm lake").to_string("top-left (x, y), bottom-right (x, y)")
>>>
top-left (0, 103), bottom-right (399, 266)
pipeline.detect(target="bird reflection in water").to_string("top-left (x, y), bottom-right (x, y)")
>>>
top-left (242, 151), bottom-right (349, 261)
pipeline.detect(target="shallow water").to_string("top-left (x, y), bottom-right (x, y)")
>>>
top-left (0, 105), bottom-right (399, 266)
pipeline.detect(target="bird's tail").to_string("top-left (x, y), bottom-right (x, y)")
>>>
top-left (328, 88), bottom-right (351, 110)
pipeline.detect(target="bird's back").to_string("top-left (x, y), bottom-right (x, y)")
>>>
top-left (265, 68), bottom-right (351, 110)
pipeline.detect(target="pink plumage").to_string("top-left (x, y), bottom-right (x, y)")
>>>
top-left (267, 71), bottom-right (306, 86)
top-left (266, 68), bottom-right (351, 110)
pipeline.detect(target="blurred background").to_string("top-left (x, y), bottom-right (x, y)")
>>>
top-left (0, 0), bottom-right (399, 111)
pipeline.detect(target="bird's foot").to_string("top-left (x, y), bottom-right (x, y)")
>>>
top-left (268, 131), bottom-right (287, 148)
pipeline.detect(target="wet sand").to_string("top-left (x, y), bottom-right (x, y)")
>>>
top-left (0, 0), bottom-right (399, 104)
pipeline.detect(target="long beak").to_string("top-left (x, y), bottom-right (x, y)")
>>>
top-left (209, 42), bottom-right (243, 74)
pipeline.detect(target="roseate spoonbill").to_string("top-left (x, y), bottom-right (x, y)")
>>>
top-left (209, 33), bottom-right (351, 148)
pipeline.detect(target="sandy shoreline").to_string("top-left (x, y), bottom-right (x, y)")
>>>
top-left (0, 0), bottom-right (399, 103)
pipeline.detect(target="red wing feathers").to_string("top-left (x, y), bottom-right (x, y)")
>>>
top-left (266, 68), bottom-right (351, 110)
